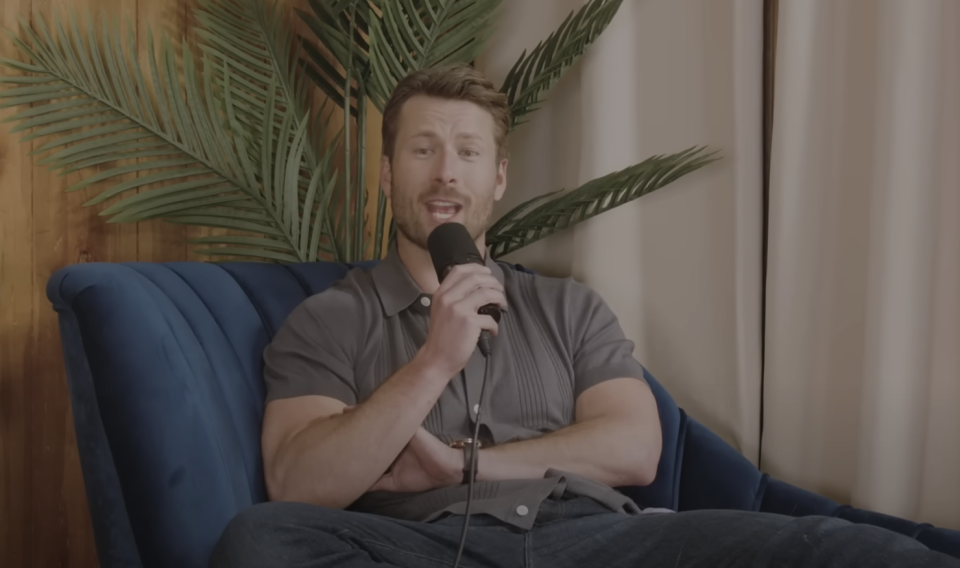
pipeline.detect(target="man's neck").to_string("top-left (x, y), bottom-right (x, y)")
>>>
top-left (396, 232), bottom-right (487, 294)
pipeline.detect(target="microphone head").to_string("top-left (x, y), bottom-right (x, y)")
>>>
top-left (427, 222), bottom-right (484, 283)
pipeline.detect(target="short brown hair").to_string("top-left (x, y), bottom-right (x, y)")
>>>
top-left (381, 64), bottom-right (510, 162)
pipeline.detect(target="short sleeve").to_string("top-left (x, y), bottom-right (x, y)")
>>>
top-left (262, 290), bottom-right (360, 405)
top-left (567, 282), bottom-right (646, 399)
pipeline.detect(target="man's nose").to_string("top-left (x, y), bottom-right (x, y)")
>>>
top-left (432, 148), bottom-right (457, 185)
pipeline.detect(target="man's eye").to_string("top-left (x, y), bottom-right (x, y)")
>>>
top-left (415, 148), bottom-right (431, 155)
top-left (461, 150), bottom-right (479, 157)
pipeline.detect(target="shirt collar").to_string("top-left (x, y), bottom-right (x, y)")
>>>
top-left (371, 242), bottom-right (507, 317)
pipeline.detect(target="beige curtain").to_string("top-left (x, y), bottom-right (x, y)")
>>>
top-left (477, 0), bottom-right (765, 462)
top-left (763, 0), bottom-right (960, 530)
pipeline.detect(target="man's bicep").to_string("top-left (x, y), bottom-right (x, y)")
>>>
top-left (261, 394), bottom-right (346, 471)
top-left (575, 377), bottom-right (658, 425)
top-left (576, 377), bottom-right (663, 485)
top-left (259, 295), bottom-right (360, 466)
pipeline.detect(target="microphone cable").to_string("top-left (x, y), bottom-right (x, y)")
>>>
top-left (451, 341), bottom-right (492, 568)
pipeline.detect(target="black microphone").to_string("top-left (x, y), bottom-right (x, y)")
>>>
top-left (427, 222), bottom-right (501, 357)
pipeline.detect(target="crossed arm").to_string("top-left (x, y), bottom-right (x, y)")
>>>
top-left (367, 376), bottom-right (662, 494)
top-left (263, 369), bottom-right (662, 507)
top-left (475, 377), bottom-right (661, 488)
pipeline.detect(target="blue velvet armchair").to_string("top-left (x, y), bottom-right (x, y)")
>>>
top-left (47, 260), bottom-right (960, 568)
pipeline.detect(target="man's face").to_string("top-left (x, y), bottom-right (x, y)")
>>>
top-left (381, 95), bottom-right (508, 250)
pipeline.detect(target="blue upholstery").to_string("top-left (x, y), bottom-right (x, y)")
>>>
top-left (47, 260), bottom-right (960, 568)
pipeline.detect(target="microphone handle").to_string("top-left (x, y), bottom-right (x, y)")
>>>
top-left (478, 331), bottom-right (493, 358)
top-left (478, 303), bottom-right (501, 322)
top-left (476, 304), bottom-right (500, 358)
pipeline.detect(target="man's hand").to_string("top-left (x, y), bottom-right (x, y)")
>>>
top-left (420, 264), bottom-right (506, 378)
top-left (370, 427), bottom-right (462, 493)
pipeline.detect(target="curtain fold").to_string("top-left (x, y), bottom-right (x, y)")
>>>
top-left (763, 0), bottom-right (960, 529)
top-left (478, 0), bottom-right (765, 463)
top-left (478, 0), bottom-right (959, 530)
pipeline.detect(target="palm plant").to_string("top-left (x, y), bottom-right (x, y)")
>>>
top-left (0, 0), bottom-right (718, 264)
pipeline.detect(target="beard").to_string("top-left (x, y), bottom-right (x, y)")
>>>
top-left (391, 182), bottom-right (495, 250)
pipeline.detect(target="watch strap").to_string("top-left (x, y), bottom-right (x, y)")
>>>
top-left (461, 441), bottom-right (478, 485)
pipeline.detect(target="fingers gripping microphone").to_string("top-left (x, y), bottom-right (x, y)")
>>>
top-left (427, 223), bottom-right (501, 357)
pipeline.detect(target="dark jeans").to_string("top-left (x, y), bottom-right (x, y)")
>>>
top-left (209, 497), bottom-right (959, 568)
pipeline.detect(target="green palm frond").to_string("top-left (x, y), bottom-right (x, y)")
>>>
top-left (192, 0), bottom-right (344, 259)
top-left (183, 95), bottom-right (341, 263)
top-left (2, 2), bottom-right (720, 267)
top-left (193, 0), bottom-right (313, 160)
top-left (0, 10), bottom-right (339, 263)
top-left (295, 0), bottom-right (369, 117)
top-left (500, 0), bottom-right (622, 129)
top-left (364, 0), bottom-right (504, 112)
top-left (487, 146), bottom-right (720, 258)
top-left (298, 0), bottom-right (385, 262)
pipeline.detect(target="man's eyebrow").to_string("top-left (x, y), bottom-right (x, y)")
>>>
top-left (407, 130), bottom-right (484, 141)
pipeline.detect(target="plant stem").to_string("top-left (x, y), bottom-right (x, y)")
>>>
top-left (355, 78), bottom-right (366, 260)
top-left (341, 1), bottom-right (358, 262)
top-left (373, 182), bottom-right (387, 259)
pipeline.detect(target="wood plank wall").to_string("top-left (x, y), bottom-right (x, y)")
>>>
top-left (0, 1), bottom-right (381, 565)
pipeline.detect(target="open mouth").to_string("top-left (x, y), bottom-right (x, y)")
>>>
top-left (425, 200), bottom-right (463, 222)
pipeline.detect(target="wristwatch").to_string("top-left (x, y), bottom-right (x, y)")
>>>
top-left (450, 438), bottom-right (482, 484)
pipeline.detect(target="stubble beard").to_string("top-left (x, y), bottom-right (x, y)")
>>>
top-left (392, 182), bottom-right (495, 250)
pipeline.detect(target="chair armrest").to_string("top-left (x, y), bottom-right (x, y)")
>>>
top-left (670, 414), bottom-right (960, 560)
top-left (48, 262), bottom-right (271, 568)
top-left (761, 479), bottom-right (960, 559)
top-left (677, 417), bottom-right (766, 511)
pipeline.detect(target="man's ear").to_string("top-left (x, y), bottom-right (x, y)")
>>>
top-left (494, 158), bottom-right (508, 202)
top-left (380, 155), bottom-right (392, 199)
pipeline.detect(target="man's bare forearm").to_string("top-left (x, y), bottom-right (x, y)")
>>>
top-left (476, 416), bottom-right (659, 488)
top-left (272, 352), bottom-right (448, 509)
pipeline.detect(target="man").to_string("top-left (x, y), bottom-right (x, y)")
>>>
top-left (210, 64), bottom-right (958, 568)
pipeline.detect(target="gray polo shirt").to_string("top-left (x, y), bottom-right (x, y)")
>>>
top-left (262, 245), bottom-right (650, 529)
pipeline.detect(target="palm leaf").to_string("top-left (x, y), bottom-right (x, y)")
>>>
top-left (485, 188), bottom-right (560, 238)
top-left (487, 146), bottom-right (720, 258)
top-left (365, 0), bottom-right (504, 112)
top-left (193, 0), bottom-right (315, 158)
top-left (1, 2), bottom-right (718, 266)
top-left (298, 0), bottom-right (383, 262)
top-left (192, 0), bottom-right (346, 260)
top-left (296, 0), bottom-right (370, 83)
top-left (294, 0), bottom-right (371, 126)
top-left (500, 0), bottom-right (622, 129)
top-left (0, 10), bottom-right (339, 263)
top-left (1, 13), bottom-right (242, 201)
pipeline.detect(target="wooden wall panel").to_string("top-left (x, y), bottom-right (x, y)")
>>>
top-left (138, 0), bottom-right (191, 263)
top-left (1, 1), bottom-right (195, 566)
top-left (0, 1), bottom-right (384, 566)
top-left (0, 4), bottom-right (36, 566)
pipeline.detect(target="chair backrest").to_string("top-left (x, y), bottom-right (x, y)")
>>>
top-left (47, 259), bottom-right (686, 568)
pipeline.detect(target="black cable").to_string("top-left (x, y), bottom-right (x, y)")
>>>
top-left (451, 349), bottom-right (491, 568)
